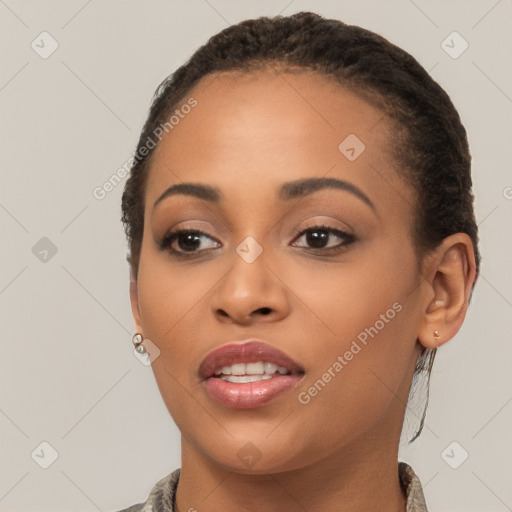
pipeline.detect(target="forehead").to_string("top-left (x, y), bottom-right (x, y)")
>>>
top-left (145, 69), bottom-right (412, 214)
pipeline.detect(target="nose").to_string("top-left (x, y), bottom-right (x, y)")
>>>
top-left (210, 246), bottom-right (290, 325)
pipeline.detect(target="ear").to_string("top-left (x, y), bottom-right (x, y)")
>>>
top-left (418, 233), bottom-right (477, 349)
top-left (129, 271), bottom-right (143, 334)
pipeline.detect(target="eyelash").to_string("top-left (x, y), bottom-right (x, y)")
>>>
top-left (157, 224), bottom-right (355, 258)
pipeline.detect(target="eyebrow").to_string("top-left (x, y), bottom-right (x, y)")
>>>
top-left (279, 177), bottom-right (375, 210)
top-left (153, 177), bottom-right (375, 211)
top-left (154, 182), bottom-right (222, 208)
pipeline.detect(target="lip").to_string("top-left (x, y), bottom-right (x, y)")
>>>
top-left (199, 339), bottom-right (305, 409)
top-left (199, 340), bottom-right (304, 379)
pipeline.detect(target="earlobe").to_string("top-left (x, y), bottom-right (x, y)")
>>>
top-left (418, 234), bottom-right (477, 349)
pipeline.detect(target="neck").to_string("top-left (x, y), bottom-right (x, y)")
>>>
top-left (175, 427), bottom-right (407, 512)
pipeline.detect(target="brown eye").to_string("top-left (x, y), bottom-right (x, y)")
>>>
top-left (159, 229), bottom-right (221, 255)
top-left (291, 225), bottom-right (355, 252)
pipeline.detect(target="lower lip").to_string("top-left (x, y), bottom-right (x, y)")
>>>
top-left (203, 374), bottom-right (303, 409)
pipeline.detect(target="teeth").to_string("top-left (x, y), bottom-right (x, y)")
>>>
top-left (231, 363), bottom-right (246, 375)
top-left (264, 362), bottom-right (277, 374)
top-left (213, 361), bottom-right (290, 378)
top-left (246, 362), bottom-right (264, 374)
top-left (220, 374), bottom-right (273, 383)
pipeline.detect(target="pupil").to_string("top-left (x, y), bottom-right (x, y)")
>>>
top-left (307, 230), bottom-right (327, 248)
top-left (179, 233), bottom-right (200, 251)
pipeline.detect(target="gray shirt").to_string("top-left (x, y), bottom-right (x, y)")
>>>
top-left (115, 461), bottom-right (428, 512)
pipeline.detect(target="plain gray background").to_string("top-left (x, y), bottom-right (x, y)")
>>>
top-left (1, 1), bottom-right (511, 511)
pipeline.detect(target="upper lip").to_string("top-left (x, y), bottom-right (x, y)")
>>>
top-left (199, 340), bottom-right (305, 380)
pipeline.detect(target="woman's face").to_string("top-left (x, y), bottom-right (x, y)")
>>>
top-left (133, 70), bottom-right (429, 473)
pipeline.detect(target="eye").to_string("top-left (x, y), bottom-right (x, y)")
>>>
top-left (291, 224), bottom-right (355, 253)
top-left (158, 229), bottom-right (221, 256)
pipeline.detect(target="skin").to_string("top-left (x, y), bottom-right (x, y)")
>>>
top-left (129, 70), bottom-right (476, 512)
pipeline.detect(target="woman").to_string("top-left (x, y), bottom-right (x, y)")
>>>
top-left (116, 12), bottom-right (479, 512)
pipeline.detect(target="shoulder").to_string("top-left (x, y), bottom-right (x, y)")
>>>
top-left (112, 468), bottom-right (181, 512)
top-left (399, 462), bottom-right (429, 512)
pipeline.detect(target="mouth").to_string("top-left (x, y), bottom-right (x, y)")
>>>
top-left (199, 340), bottom-right (305, 409)
top-left (213, 361), bottom-right (293, 383)
top-left (199, 340), bottom-right (304, 380)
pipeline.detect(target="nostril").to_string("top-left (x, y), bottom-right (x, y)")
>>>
top-left (258, 307), bottom-right (272, 315)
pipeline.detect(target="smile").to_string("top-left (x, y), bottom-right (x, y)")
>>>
top-left (199, 340), bottom-right (305, 408)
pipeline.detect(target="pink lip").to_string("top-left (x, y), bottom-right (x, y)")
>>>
top-left (199, 340), bottom-right (305, 409)
top-left (199, 340), bottom-right (304, 379)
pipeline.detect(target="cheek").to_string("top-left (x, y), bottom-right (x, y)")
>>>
top-left (283, 239), bottom-right (417, 344)
top-left (288, 244), bottom-right (421, 431)
top-left (291, 301), bottom-right (419, 462)
top-left (136, 252), bottom-right (220, 342)
top-left (135, 247), bottom-right (233, 402)
top-left (135, 253), bottom-right (218, 428)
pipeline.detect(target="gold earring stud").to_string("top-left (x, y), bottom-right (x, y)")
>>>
top-left (433, 330), bottom-right (440, 341)
top-left (132, 332), bottom-right (146, 354)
